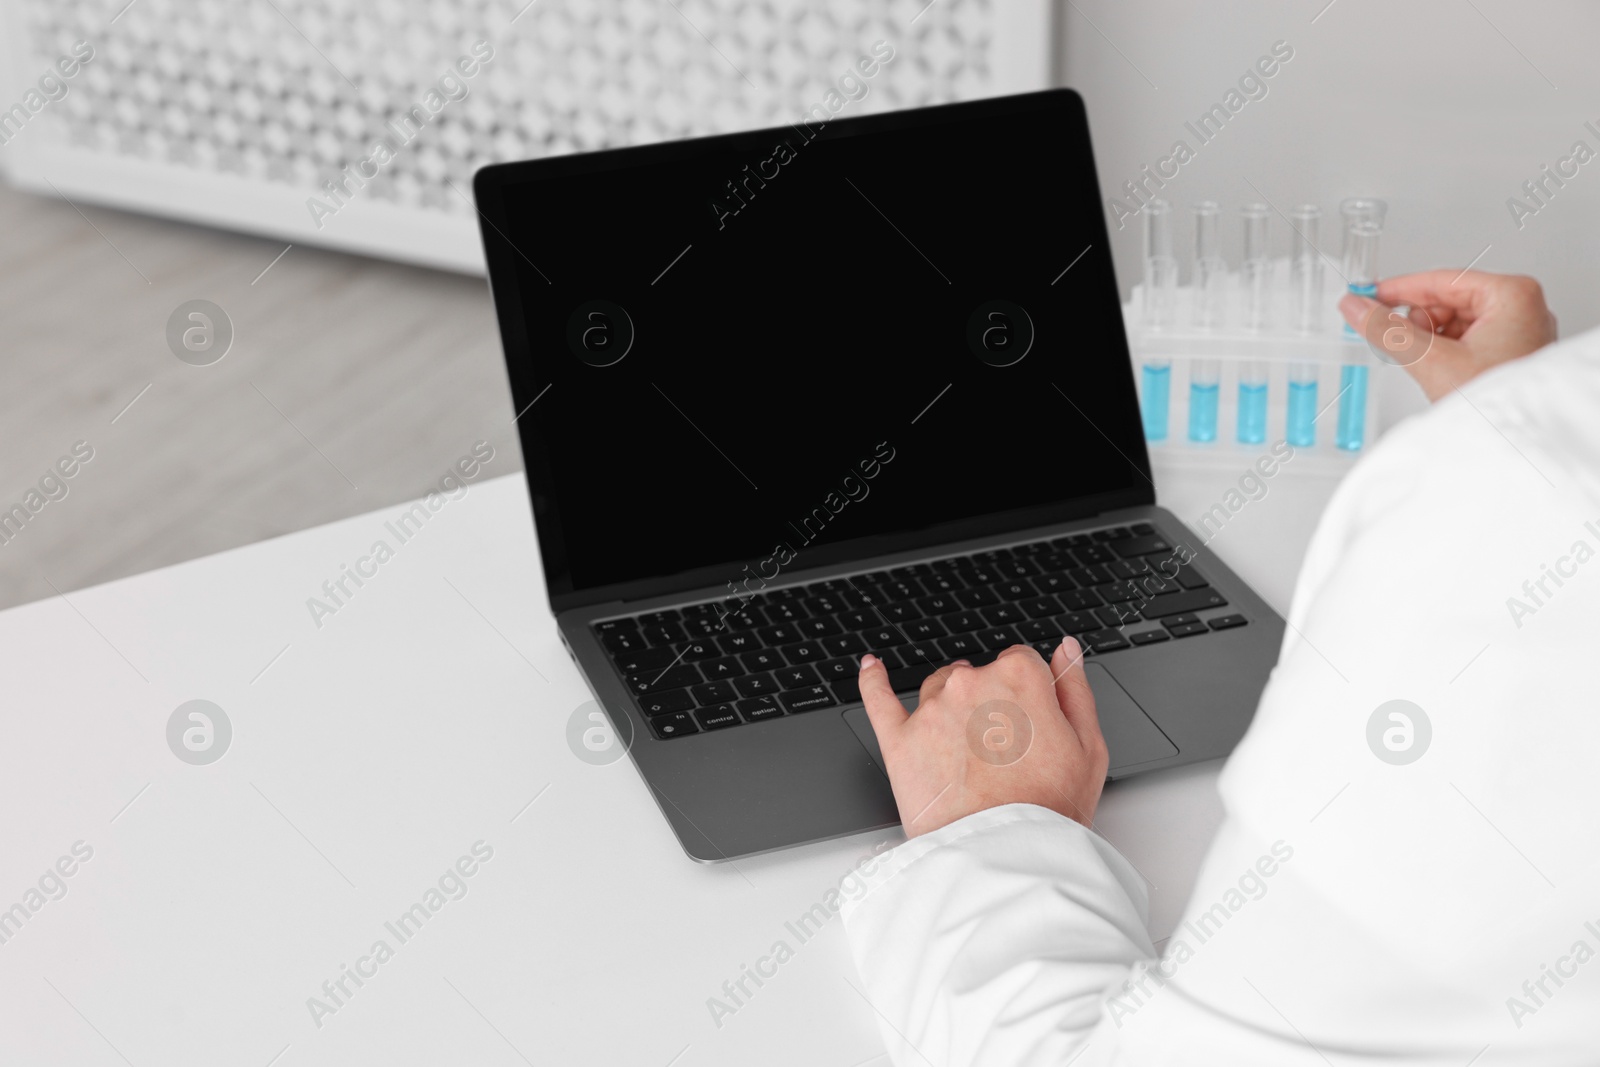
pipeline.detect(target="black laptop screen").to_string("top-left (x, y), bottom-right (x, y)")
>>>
top-left (478, 91), bottom-right (1151, 608)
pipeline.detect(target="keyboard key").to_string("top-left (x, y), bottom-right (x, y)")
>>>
top-left (701, 656), bottom-right (745, 680)
top-left (799, 617), bottom-right (842, 638)
top-left (1174, 567), bottom-right (1211, 590)
top-left (683, 617), bottom-right (723, 637)
top-left (972, 548), bottom-right (1012, 563)
top-left (944, 610), bottom-right (985, 633)
top-left (993, 579), bottom-right (1036, 601)
top-left (1114, 534), bottom-right (1172, 558)
top-left (816, 657), bottom-right (859, 683)
top-left (921, 572), bottom-right (966, 594)
top-left (955, 585), bottom-right (1000, 608)
top-left (981, 603), bottom-right (1025, 626)
top-left (776, 665), bottom-right (820, 689)
top-left (838, 610), bottom-right (877, 631)
top-left (761, 600), bottom-right (808, 623)
top-left (896, 641), bottom-right (944, 666)
top-left (1132, 522), bottom-right (1155, 535)
top-left (1130, 629), bottom-right (1171, 646)
top-left (640, 623), bottom-right (686, 645)
top-left (1163, 613), bottom-right (1201, 629)
top-left (595, 617), bottom-right (638, 633)
top-left (717, 632), bottom-right (760, 655)
top-left (740, 649), bottom-right (784, 672)
top-left (999, 558), bottom-right (1040, 579)
top-left (650, 712), bottom-right (697, 739)
top-left (678, 639), bottom-right (721, 661)
top-left (1072, 543), bottom-right (1116, 564)
top-left (882, 580), bottom-right (923, 601)
top-left (885, 661), bottom-right (940, 694)
top-left (1069, 563), bottom-right (1114, 586)
top-left (737, 696), bottom-right (784, 722)
top-left (722, 611), bottom-right (760, 631)
top-left (627, 665), bottom-right (701, 694)
top-left (822, 632), bottom-right (867, 657)
top-left (881, 603), bottom-right (923, 623)
top-left (938, 633), bottom-right (985, 659)
top-left (639, 609), bottom-right (681, 625)
top-left (1015, 619), bottom-right (1061, 643)
top-left (780, 642), bottom-right (825, 665)
top-left (977, 626), bottom-right (1020, 650)
top-left (695, 705), bottom-right (741, 730)
top-left (803, 594), bottom-right (846, 616)
top-left (1081, 629), bottom-right (1131, 653)
top-left (1058, 588), bottom-right (1103, 611)
top-left (1168, 621), bottom-right (1209, 638)
top-left (958, 564), bottom-right (1002, 587)
top-left (917, 593), bottom-right (961, 616)
top-left (1208, 614), bottom-right (1249, 631)
top-left (1055, 611), bottom-right (1102, 634)
top-left (757, 624), bottom-right (800, 646)
top-left (639, 689), bottom-right (694, 716)
top-left (862, 627), bottom-right (903, 648)
top-left (1031, 573), bottom-right (1077, 596)
top-left (601, 630), bottom-right (648, 655)
top-left (1096, 581), bottom-right (1141, 604)
top-left (1096, 603), bottom-right (1144, 627)
top-left (780, 686), bottom-right (837, 713)
top-left (1139, 589), bottom-right (1228, 620)
top-left (612, 647), bottom-right (677, 673)
top-left (690, 680), bottom-right (737, 705)
top-left (733, 672), bottom-right (780, 697)
top-left (830, 676), bottom-right (862, 704)
top-left (890, 564), bottom-right (932, 581)
top-left (1019, 595), bottom-right (1061, 619)
top-left (903, 617), bottom-right (948, 641)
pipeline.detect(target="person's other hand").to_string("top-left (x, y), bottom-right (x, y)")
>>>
top-left (1339, 270), bottom-right (1557, 402)
top-left (857, 639), bottom-right (1108, 838)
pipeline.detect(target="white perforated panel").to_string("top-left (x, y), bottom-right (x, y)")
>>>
top-left (0, 0), bottom-right (1051, 271)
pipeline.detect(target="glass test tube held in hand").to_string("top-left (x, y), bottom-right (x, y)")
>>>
top-left (1339, 198), bottom-right (1386, 337)
top-left (1286, 205), bottom-right (1323, 446)
top-left (1338, 220), bottom-right (1381, 451)
top-left (1236, 204), bottom-right (1270, 443)
top-left (1140, 199), bottom-right (1178, 441)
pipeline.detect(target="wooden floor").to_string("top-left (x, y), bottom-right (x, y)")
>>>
top-left (0, 182), bottom-right (522, 612)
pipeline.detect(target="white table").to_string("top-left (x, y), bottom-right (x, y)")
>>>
top-left (0, 461), bottom-right (1340, 1067)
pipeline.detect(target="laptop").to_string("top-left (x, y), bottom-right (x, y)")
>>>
top-left (473, 88), bottom-right (1286, 862)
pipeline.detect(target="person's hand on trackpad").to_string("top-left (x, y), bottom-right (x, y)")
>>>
top-left (857, 638), bottom-right (1108, 838)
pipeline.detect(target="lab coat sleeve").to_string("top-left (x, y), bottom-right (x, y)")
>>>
top-left (839, 803), bottom-right (1156, 1067)
top-left (843, 328), bottom-right (1600, 1066)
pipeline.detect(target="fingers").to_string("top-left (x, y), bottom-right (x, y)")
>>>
top-left (1339, 292), bottom-right (1468, 402)
top-left (1375, 269), bottom-right (1499, 319)
top-left (916, 660), bottom-right (967, 706)
top-left (1051, 637), bottom-right (1104, 754)
top-left (857, 654), bottom-right (909, 740)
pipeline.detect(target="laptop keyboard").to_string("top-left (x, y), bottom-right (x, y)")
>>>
top-left (592, 523), bottom-right (1248, 740)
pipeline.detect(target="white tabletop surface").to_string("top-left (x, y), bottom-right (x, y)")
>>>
top-left (0, 456), bottom-right (1344, 1067)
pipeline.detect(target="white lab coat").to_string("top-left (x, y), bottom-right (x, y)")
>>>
top-left (843, 327), bottom-right (1600, 1065)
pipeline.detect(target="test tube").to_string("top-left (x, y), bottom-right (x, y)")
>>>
top-left (1236, 204), bottom-right (1270, 443)
top-left (1286, 362), bottom-right (1318, 446)
top-left (1339, 197), bottom-right (1386, 336)
top-left (1189, 360), bottom-right (1220, 443)
top-left (1140, 200), bottom-right (1177, 441)
top-left (1239, 204), bottom-right (1271, 331)
top-left (1238, 362), bottom-right (1267, 444)
top-left (1289, 204), bottom-right (1323, 334)
top-left (1337, 220), bottom-right (1381, 451)
top-left (1192, 201), bottom-right (1226, 330)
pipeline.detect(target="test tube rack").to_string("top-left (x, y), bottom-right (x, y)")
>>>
top-left (1124, 260), bottom-right (1383, 473)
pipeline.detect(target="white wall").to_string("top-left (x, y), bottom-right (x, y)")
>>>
top-left (1060, 0), bottom-right (1600, 333)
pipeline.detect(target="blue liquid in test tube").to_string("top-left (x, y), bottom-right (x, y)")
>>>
top-left (1287, 364), bottom-right (1317, 447)
top-left (1189, 361), bottom-right (1220, 443)
top-left (1141, 362), bottom-right (1171, 441)
top-left (1237, 363), bottom-right (1267, 444)
top-left (1337, 364), bottom-right (1369, 451)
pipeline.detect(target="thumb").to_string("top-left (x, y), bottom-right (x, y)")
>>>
top-left (857, 654), bottom-right (909, 745)
top-left (1051, 637), bottom-right (1102, 749)
top-left (1339, 292), bottom-right (1463, 403)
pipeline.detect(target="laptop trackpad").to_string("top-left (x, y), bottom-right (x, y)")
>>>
top-left (841, 662), bottom-right (1176, 779)
top-left (1086, 663), bottom-right (1178, 775)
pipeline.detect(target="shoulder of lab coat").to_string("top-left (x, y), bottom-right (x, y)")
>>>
top-left (842, 327), bottom-right (1600, 1065)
